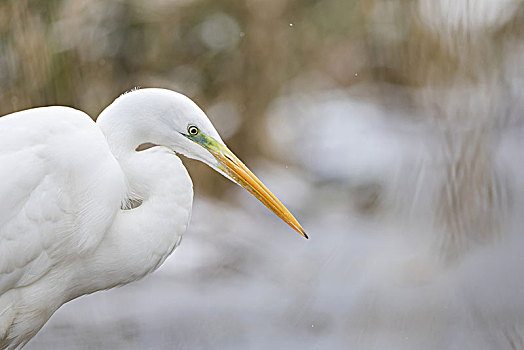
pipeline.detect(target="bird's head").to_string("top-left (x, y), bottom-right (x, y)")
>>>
top-left (98, 88), bottom-right (307, 239)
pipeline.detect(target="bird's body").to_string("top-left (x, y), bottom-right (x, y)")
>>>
top-left (0, 89), bottom-right (305, 349)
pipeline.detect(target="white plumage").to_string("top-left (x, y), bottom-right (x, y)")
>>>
top-left (0, 88), bottom-right (305, 349)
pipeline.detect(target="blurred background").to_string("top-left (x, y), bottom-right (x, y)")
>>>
top-left (2, 0), bottom-right (524, 349)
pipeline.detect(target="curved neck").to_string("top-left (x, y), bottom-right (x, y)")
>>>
top-left (72, 147), bottom-right (193, 296)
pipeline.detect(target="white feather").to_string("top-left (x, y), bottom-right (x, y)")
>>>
top-left (0, 89), bottom-right (230, 348)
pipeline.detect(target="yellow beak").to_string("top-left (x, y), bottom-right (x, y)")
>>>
top-left (213, 146), bottom-right (308, 239)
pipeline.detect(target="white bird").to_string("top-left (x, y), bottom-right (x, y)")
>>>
top-left (0, 88), bottom-right (307, 349)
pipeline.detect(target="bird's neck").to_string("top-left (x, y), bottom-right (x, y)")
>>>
top-left (71, 147), bottom-right (193, 296)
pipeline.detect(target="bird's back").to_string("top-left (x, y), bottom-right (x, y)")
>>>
top-left (0, 107), bottom-right (125, 347)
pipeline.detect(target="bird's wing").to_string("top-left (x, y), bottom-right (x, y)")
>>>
top-left (0, 107), bottom-right (125, 294)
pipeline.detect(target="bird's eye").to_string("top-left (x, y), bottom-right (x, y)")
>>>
top-left (187, 125), bottom-right (199, 136)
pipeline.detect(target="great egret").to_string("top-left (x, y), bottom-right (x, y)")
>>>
top-left (0, 88), bottom-right (306, 349)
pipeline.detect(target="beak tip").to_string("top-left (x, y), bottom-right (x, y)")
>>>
top-left (298, 228), bottom-right (308, 239)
